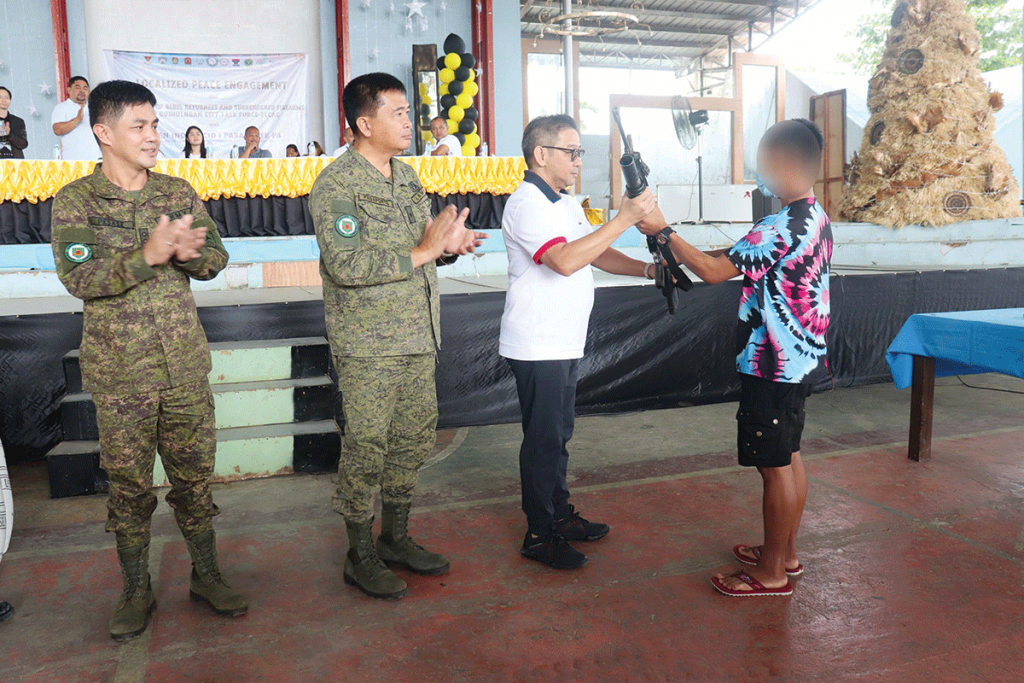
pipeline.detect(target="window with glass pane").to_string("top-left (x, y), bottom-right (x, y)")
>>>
top-left (741, 64), bottom-right (779, 181)
top-left (527, 53), bottom-right (565, 120)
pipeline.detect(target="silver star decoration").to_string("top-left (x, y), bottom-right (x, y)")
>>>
top-left (438, 1), bottom-right (446, 10)
top-left (404, 0), bottom-right (426, 18)
top-left (388, 1), bottom-right (394, 12)
top-left (27, 104), bottom-right (38, 117)
top-left (39, 82), bottom-right (52, 95)
top-left (474, 67), bottom-right (483, 79)
top-left (369, 47), bottom-right (380, 60)
top-left (360, 0), bottom-right (372, 7)
top-left (404, 15), bottom-right (413, 32)
top-left (419, 16), bottom-right (428, 31)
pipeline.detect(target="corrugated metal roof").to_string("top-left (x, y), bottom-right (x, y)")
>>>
top-left (521, 0), bottom-right (823, 71)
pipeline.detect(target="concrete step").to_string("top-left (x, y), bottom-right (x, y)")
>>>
top-left (62, 336), bottom-right (331, 393)
top-left (60, 375), bottom-right (336, 439)
top-left (46, 419), bottom-right (341, 499)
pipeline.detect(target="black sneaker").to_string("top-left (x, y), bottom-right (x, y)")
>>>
top-left (520, 533), bottom-right (588, 570)
top-left (0, 601), bottom-right (12, 624)
top-left (554, 505), bottom-right (610, 541)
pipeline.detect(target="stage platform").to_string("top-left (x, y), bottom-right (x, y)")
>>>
top-left (4, 374), bottom-right (1024, 681)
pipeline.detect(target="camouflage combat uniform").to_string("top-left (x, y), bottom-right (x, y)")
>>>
top-left (51, 165), bottom-right (228, 548)
top-left (309, 149), bottom-right (440, 523)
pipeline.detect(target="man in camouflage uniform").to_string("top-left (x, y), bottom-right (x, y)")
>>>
top-left (51, 80), bottom-right (247, 641)
top-left (309, 72), bottom-right (483, 600)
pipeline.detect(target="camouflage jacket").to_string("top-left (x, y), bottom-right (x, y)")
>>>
top-left (51, 165), bottom-right (228, 395)
top-left (309, 148), bottom-right (440, 358)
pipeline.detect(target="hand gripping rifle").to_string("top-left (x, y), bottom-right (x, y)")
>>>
top-left (612, 107), bottom-right (693, 315)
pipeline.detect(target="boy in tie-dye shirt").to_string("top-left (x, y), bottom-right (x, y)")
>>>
top-left (637, 118), bottom-right (831, 597)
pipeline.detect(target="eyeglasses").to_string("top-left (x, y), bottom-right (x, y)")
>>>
top-left (541, 145), bottom-right (586, 161)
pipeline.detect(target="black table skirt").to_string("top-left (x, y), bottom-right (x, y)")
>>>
top-left (0, 193), bottom-right (509, 244)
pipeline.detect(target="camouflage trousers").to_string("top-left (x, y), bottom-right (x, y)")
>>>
top-left (93, 378), bottom-right (219, 549)
top-left (332, 354), bottom-right (438, 523)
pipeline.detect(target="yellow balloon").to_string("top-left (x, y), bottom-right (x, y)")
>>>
top-left (422, 95), bottom-right (431, 105)
top-left (424, 131), bottom-right (434, 142)
top-left (418, 82), bottom-right (428, 96)
top-left (462, 144), bottom-right (475, 156)
top-left (456, 93), bottom-right (473, 109)
top-left (465, 132), bottom-right (480, 149)
top-left (439, 68), bottom-right (455, 83)
top-left (449, 106), bottom-right (465, 122)
top-left (466, 69), bottom-right (476, 82)
top-left (463, 81), bottom-right (479, 98)
top-left (439, 82), bottom-right (449, 95)
top-left (444, 52), bottom-right (462, 70)
top-left (447, 119), bottom-right (458, 134)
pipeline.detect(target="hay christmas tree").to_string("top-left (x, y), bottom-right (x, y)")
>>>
top-left (840, 0), bottom-right (1020, 227)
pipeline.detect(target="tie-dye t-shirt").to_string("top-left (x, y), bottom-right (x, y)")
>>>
top-left (727, 197), bottom-right (833, 384)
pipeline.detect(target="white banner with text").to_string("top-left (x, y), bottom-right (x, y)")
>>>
top-left (103, 50), bottom-right (308, 159)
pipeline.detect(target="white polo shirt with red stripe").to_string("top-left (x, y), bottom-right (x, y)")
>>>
top-left (499, 171), bottom-right (595, 361)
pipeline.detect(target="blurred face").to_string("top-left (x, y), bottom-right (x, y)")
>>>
top-left (286, 146), bottom-right (299, 157)
top-left (94, 102), bottom-right (161, 170)
top-left (244, 127), bottom-right (260, 147)
top-left (186, 128), bottom-right (203, 146)
top-left (430, 118), bottom-right (448, 141)
top-left (534, 127), bottom-right (582, 191)
top-left (69, 80), bottom-right (89, 104)
top-left (0, 90), bottom-right (10, 111)
top-left (756, 144), bottom-right (814, 200)
top-left (343, 127), bottom-right (354, 145)
top-left (356, 90), bottom-right (412, 154)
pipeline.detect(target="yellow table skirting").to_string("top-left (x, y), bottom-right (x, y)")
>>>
top-left (0, 156), bottom-right (529, 203)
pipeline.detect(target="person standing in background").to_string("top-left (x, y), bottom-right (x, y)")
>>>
top-left (51, 76), bottom-right (100, 160)
top-left (0, 87), bottom-right (28, 159)
top-left (236, 126), bottom-right (271, 159)
top-left (182, 126), bottom-right (208, 159)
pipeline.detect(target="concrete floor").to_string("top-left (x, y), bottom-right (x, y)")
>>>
top-left (3, 374), bottom-right (1024, 682)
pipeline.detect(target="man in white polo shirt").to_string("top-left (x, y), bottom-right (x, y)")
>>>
top-left (501, 114), bottom-right (657, 570)
top-left (424, 116), bottom-right (463, 157)
top-left (51, 76), bottom-right (100, 161)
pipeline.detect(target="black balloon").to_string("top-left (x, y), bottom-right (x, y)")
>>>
top-left (420, 104), bottom-right (430, 116)
top-left (458, 119), bottom-right (476, 135)
top-left (455, 132), bottom-right (466, 145)
top-left (461, 52), bottom-right (476, 68)
top-left (448, 80), bottom-right (463, 96)
top-left (439, 107), bottom-right (449, 120)
top-left (436, 56), bottom-right (446, 71)
top-left (464, 106), bottom-right (479, 121)
top-left (454, 66), bottom-right (471, 82)
top-left (440, 94), bottom-right (456, 110)
top-left (443, 33), bottom-right (466, 55)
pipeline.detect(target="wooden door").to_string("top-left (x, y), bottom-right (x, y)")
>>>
top-left (810, 89), bottom-right (846, 218)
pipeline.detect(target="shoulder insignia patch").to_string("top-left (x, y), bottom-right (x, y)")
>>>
top-left (65, 243), bottom-right (93, 263)
top-left (335, 214), bottom-right (359, 238)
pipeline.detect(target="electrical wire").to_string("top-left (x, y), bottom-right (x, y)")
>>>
top-left (955, 375), bottom-right (1024, 395)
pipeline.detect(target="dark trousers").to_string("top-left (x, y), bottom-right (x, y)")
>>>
top-left (508, 358), bottom-right (580, 538)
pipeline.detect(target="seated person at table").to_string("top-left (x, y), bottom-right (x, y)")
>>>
top-left (286, 144), bottom-right (300, 158)
top-left (424, 116), bottom-right (462, 157)
top-left (310, 141), bottom-right (326, 157)
top-left (332, 127), bottom-right (354, 157)
top-left (636, 118), bottom-right (832, 598)
top-left (236, 126), bottom-right (271, 159)
top-left (0, 87), bottom-right (28, 159)
top-left (182, 125), bottom-right (208, 159)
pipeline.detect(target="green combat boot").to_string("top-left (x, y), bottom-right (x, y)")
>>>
top-left (109, 544), bottom-right (156, 642)
top-left (344, 519), bottom-right (408, 600)
top-left (185, 530), bottom-right (248, 617)
top-left (377, 502), bottom-right (450, 576)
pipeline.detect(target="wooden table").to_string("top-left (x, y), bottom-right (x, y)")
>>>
top-left (886, 309), bottom-right (1024, 462)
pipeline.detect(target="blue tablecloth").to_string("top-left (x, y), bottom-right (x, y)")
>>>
top-left (886, 308), bottom-right (1024, 389)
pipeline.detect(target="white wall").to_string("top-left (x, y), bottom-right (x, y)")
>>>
top-left (82, 0), bottom-right (326, 147)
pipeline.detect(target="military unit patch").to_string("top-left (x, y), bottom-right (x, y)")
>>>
top-left (65, 243), bottom-right (93, 263)
top-left (335, 215), bottom-right (359, 238)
